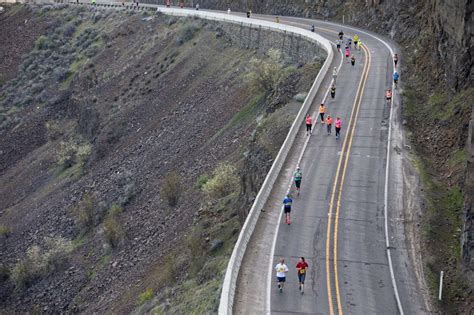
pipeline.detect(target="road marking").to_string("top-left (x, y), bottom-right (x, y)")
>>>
top-left (265, 32), bottom-right (344, 315)
top-left (325, 41), bottom-right (371, 315)
top-left (291, 19), bottom-right (409, 313)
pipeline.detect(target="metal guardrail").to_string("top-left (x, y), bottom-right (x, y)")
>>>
top-left (54, 1), bottom-right (333, 313)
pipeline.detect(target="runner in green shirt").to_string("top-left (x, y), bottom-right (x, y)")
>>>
top-left (294, 166), bottom-right (302, 195)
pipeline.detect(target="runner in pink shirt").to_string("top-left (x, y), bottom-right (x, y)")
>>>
top-left (305, 114), bottom-right (312, 136)
top-left (335, 117), bottom-right (342, 140)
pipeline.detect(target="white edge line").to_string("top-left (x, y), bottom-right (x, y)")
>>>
top-left (265, 45), bottom-right (343, 314)
top-left (350, 28), bottom-right (404, 315)
top-left (298, 18), bottom-right (406, 314)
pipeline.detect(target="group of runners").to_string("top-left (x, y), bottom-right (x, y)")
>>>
top-left (276, 29), bottom-right (401, 295)
top-left (305, 105), bottom-right (342, 139)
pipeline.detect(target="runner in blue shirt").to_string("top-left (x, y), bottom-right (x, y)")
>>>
top-left (283, 195), bottom-right (293, 225)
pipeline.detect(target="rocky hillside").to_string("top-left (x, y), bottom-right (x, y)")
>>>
top-left (0, 4), bottom-right (322, 313)
top-left (197, 0), bottom-right (474, 312)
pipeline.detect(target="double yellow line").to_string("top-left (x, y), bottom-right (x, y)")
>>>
top-left (325, 44), bottom-right (372, 315)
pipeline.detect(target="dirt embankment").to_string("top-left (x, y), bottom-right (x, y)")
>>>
top-left (0, 4), bottom-right (322, 313)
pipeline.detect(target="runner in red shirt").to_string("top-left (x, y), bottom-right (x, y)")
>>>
top-left (296, 257), bottom-right (309, 294)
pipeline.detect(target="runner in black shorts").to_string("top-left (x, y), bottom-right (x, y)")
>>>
top-left (296, 257), bottom-right (309, 294)
top-left (283, 195), bottom-right (292, 225)
top-left (305, 114), bottom-right (312, 136)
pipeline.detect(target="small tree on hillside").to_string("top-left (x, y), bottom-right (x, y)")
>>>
top-left (246, 48), bottom-right (285, 93)
top-left (162, 171), bottom-right (181, 207)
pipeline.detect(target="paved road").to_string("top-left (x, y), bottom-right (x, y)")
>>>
top-left (234, 15), bottom-right (431, 315)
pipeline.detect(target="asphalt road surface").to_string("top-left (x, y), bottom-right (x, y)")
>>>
top-left (234, 15), bottom-right (431, 315)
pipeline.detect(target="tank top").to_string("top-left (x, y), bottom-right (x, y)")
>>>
top-left (335, 119), bottom-right (341, 128)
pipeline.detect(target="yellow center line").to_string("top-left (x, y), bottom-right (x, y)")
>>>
top-left (333, 43), bottom-right (372, 315)
top-left (261, 15), bottom-right (374, 314)
top-left (325, 43), bottom-right (371, 315)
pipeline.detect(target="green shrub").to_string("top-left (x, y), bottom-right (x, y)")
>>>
top-left (160, 254), bottom-right (177, 285)
top-left (73, 193), bottom-right (95, 230)
top-left (11, 260), bottom-right (30, 289)
top-left (176, 22), bottom-right (201, 45)
top-left (11, 237), bottom-right (73, 289)
top-left (0, 225), bottom-right (11, 238)
top-left (202, 163), bottom-right (239, 199)
top-left (35, 35), bottom-right (52, 50)
top-left (45, 120), bottom-right (62, 141)
top-left (57, 137), bottom-right (91, 170)
top-left (137, 288), bottom-right (154, 305)
top-left (103, 207), bottom-right (124, 249)
top-left (293, 92), bottom-right (307, 103)
top-left (195, 175), bottom-right (209, 189)
top-left (109, 204), bottom-right (123, 216)
top-left (245, 48), bottom-right (285, 93)
top-left (162, 172), bottom-right (181, 207)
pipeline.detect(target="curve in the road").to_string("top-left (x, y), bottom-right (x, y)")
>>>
top-left (241, 14), bottom-right (428, 315)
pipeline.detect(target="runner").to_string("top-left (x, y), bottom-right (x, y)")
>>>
top-left (283, 195), bottom-right (292, 225)
top-left (338, 30), bottom-right (344, 40)
top-left (294, 167), bottom-right (303, 195)
top-left (332, 67), bottom-right (338, 84)
top-left (326, 115), bottom-right (333, 135)
top-left (296, 257), bottom-right (309, 294)
top-left (336, 39), bottom-right (341, 52)
top-left (351, 55), bottom-right (355, 66)
top-left (393, 53), bottom-right (399, 67)
top-left (305, 113), bottom-right (312, 136)
top-left (195, 3), bottom-right (199, 10)
top-left (319, 103), bottom-right (326, 124)
top-left (345, 46), bottom-right (350, 62)
top-left (310, 25), bottom-right (315, 32)
top-left (246, 10), bottom-right (251, 18)
top-left (385, 88), bottom-right (392, 105)
top-left (330, 84), bottom-right (336, 99)
top-left (357, 40), bottom-right (362, 50)
top-left (335, 117), bottom-right (342, 140)
top-left (346, 37), bottom-right (352, 48)
top-left (353, 34), bottom-right (359, 48)
top-left (393, 70), bottom-right (399, 88)
top-left (275, 258), bottom-right (289, 293)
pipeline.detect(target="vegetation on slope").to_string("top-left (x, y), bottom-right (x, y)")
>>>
top-left (0, 4), bottom-right (322, 313)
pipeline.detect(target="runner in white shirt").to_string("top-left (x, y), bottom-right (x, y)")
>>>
top-left (275, 258), bottom-right (289, 293)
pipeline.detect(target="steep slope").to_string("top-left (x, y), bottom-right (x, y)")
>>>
top-left (0, 4), bottom-right (322, 313)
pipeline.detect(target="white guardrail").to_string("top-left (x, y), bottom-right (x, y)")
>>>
top-left (59, 2), bottom-right (333, 313)
top-left (155, 10), bottom-right (334, 314)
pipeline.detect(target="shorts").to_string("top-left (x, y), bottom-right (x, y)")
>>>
top-left (306, 124), bottom-right (312, 131)
top-left (277, 276), bottom-right (286, 283)
top-left (386, 97), bottom-right (391, 101)
top-left (394, 79), bottom-right (398, 84)
top-left (284, 205), bottom-right (291, 213)
top-left (295, 179), bottom-right (301, 188)
top-left (298, 273), bottom-right (306, 283)
top-left (354, 40), bottom-right (358, 45)
top-left (336, 44), bottom-right (341, 49)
